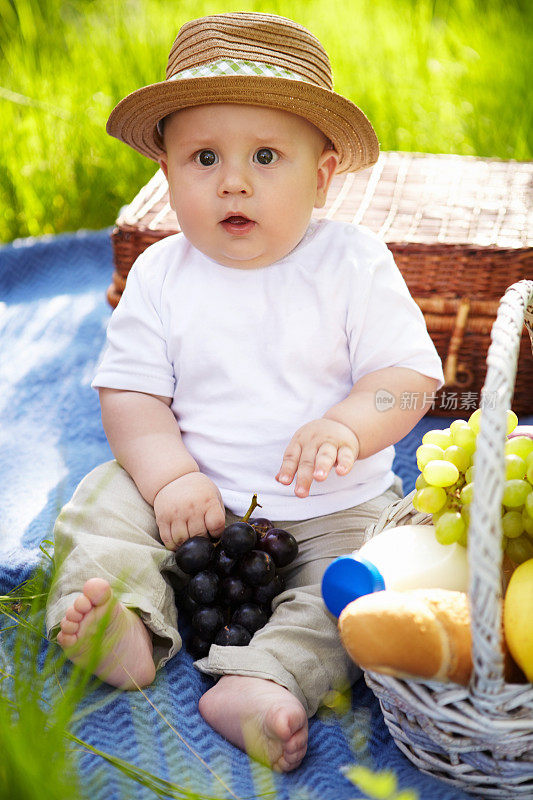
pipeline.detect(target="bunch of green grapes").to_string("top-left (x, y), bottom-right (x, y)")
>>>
top-left (412, 409), bottom-right (533, 562)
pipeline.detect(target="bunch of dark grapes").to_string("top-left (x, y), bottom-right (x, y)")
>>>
top-left (175, 497), bottom-right (298, 658)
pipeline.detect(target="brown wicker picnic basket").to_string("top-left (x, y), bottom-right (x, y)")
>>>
top-left (361, 280), bottom-right (533, 798)
top-left (109, 151), bottom-right (533, 417)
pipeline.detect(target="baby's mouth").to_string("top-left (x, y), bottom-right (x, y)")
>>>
top-left (220, 213), bottom-right (256, 234)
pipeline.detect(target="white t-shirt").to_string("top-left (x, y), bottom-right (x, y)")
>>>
top-left (93, 219), bottom-right (444, 519)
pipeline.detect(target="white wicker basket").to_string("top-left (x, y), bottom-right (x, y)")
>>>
top-left (362, 280), bottom-right (533, 798)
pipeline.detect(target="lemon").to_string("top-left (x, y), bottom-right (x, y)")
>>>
top-left (503, 558), bottom-right (533, 680)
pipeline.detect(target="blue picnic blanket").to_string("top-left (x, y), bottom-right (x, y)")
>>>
top-left (2, 230), bottom-right (527, 800)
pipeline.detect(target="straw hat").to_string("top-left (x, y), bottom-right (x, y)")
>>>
top-left (106, 12), bottom-right (379, 173)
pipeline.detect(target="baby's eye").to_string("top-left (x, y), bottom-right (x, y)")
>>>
top-left (253, 148), bottom-right (279, 165)
top-left (194, 149), bottom-right (218, 166)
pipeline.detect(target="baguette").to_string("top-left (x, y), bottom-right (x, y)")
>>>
top-left (338, 589), bottom-right (473, 685)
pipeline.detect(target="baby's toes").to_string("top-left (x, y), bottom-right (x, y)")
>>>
top-left (57, 629), bottom-right (77, 648)
top-left (285, 725), bottom-right (307, 751)
top-left (65, 606), bottom-right (83, 622)
top-left (60, 618), bottom-right (79, 635)
top-left (74, 594), bottom-right (92, 615)
top-left (282, 742), bottom-right (307, 769)
top-left (57, 607), bottom-right (84, 649)
top-left (275, 748), bottom-right (306, 772)
top-left (276, 727), bottom-right (307, 771)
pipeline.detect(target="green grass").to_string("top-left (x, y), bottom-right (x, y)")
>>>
top-left (1, 0), bottom-right (531, 242)
top-left (0, 552), bottom-right (253, 800)
top-left (0, 551), bottom-right (422, 800)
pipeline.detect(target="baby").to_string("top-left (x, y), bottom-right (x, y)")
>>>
top-left (46, 13), bottom-right (444, 772)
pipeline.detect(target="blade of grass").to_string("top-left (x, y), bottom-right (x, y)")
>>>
top-left (1, 554), bottom-right (261, 800)
top-left (1, 566), bottom-right (221, 800)
top-left (65, 730), bottom-right (235, 800)
top-left (119, 667), bottom-right (245, 800)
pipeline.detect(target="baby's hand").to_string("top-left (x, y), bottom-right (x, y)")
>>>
top-left (275, 419), bottom-right (360, 498)
top-left (153, 472), bottom-right (225, 550)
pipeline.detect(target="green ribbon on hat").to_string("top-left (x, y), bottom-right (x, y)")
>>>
top-left (169, 58), bottom-right (306, 83)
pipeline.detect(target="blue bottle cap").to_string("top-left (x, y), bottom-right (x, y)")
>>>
top-left (321, 556), bottom-right (385, 618)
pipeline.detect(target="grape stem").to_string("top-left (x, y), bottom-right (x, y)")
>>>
top-left (242, 493), bottom-right (262, 523)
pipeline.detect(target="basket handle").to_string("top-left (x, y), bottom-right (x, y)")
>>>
top-left (468, 279), bottom-right (533, 702)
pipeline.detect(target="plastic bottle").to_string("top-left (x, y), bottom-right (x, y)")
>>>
top-left (321, 524), bottom-right (469, 617)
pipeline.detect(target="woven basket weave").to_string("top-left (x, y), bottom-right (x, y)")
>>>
top-left (361, 280), bottom-right (533, 798)
top-left (109, 152), bottom-right (533, 417)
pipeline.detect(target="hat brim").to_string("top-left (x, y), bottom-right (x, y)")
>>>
top-left (106, 76), bottom-right (379, 173)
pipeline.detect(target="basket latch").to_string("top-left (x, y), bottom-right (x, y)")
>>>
top-left (443, 296), bottom-right (472, 387)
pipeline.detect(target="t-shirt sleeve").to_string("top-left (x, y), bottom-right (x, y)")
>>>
top-left (91, 254), bottom-right (175, 398)
top-left (347, 242), bottom-right (445, 388)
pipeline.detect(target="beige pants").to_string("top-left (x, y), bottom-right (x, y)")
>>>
top-left (46, 460), bottom-right (402, 716)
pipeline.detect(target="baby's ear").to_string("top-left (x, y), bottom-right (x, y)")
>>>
top-left (158, 156), bottom-right (175, 211)
top-left (315, 149), bottom-right (339, 209)
top-left (159, 155), bottom-right (169, 179)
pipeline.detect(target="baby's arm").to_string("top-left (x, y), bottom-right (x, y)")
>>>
top-left (99, 388), bottom-right (225, 547)
top-left (276, 367), bottom-right (439, 498)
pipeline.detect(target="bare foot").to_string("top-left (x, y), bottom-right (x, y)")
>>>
top-left (199, 675), bottom-right (308, 772)
top-left (56, 577), bottom-right (156, 689)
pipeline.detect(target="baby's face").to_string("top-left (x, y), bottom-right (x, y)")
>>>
top-left (159, 104), bottom-right (338, 269)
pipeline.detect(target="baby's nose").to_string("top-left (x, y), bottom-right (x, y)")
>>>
top-left (218, 164), bottom-right (253, 196)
